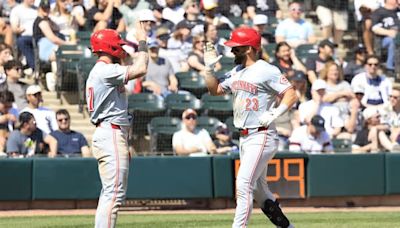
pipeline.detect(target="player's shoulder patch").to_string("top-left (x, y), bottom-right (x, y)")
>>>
top-left (279, 75), bottom-right (289, 84)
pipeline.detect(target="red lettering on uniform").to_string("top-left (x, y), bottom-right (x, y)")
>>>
top-left (232, 80), bottom-right (258, 94)
top-left (88, 87), bottom-right (94, 112)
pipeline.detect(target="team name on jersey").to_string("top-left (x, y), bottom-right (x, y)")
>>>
top-left (231, 80), bottom-right (258, 94)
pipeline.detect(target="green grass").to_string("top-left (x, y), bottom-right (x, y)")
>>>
top-left (1, 211), bottom-right (400, 228)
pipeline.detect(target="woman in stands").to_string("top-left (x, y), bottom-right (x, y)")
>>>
top-left (33, 0), bottom-right (74, 62)
top-left (187, 34), bottom-right (221, 76)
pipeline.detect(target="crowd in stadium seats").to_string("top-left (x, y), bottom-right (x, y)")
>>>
top-left (0, 0), bottom-right (400, 156)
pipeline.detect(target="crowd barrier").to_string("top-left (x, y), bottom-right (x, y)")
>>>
top-left (1, 153), bottom-right (400, 202)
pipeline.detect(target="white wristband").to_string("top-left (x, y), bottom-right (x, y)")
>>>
top-left (273, 103), bottom-right (289, 117)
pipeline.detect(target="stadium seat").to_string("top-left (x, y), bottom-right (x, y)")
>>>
top-left (225, 116), bottom-right (240, 140)
top-left (196, 116), bottom-right (222, 139)
top-left (228, 17), bottom-right (244, 27)
top-left (128, 93), bottom-right (166, 135)
top-left (165, 93), bottom-right (201, 117)
top-left (263, 43), bottom-right (277, 62)
top-left (148, 116), bottom-right (182, 155)
top-left (76, 31), bottom-right (92, 47)
top-left (332, 139), bottom-right (352, 153)
top-left (76, 57), bottom-right (97, 114)
top-left (201, 93), bottom-right (233, 122)
top-left (217, 29), bottom-right (232, 39)
top-left (55, 45), bottom-right (85, 98)
top-left (177, 71), bottom-right (208, 98)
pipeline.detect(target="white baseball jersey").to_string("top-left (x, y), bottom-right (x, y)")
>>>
top-left (289, 125), bottom-right (333, 153)
top-left (86, 60), bottom-right (131, 126)
top-left (219, 60), bottom-right (292, 129)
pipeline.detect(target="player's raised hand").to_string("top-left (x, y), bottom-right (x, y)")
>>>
top-left (203, 41), bottom-right (222, 71)
top-left (135, 20), bottom-right (147, 42)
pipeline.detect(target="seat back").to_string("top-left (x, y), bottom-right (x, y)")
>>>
top-left (225, 116), bottom-right (240, 140)
top-left (165, 93), bottom-right (201, 117)
top-left (128, 93), bottom-right (166, 135)
top-left (76, 58), bottom-right (97, 113)
top-left (332, 139), bottom-right (352, 153)
top-left (148, 116), bottom-right (182, 154)
top-left (197, 116), bottom-right (222, 138)
top-left (177, 72), bottom-right (208, 98)
top-left (201, 93), bottom-right (233, 121)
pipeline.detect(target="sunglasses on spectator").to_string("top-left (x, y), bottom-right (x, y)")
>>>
top-left (367, 62), bottom-right (379, 66)
top-left (185, 114), bottom-right (197, 120)
top-left (57, 117), bottom-right (69, 122)
top-left (290, 7), bottom-right (303, 12)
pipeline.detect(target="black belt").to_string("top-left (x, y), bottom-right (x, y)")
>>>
top-left (239, 127), bottom-right (268, 136)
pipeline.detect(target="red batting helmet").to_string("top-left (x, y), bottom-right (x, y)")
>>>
top-left (90, 29), bottom-right (127, 59)
top-left (224, 27), bottom-right (261, 50)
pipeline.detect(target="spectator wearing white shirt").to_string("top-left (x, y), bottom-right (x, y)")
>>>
top-left (21, 85), bottom-right (58, 135)
top-left (289, 115), bottom-right (333, 154)
top-left (275, 1), bottom-right (316, 48)
top-left (351, 55), bottom-right (392, 108)
top-left (172, 108), bottom-right (216, 156)
top-left (298, 79), bottom-right (344, 138)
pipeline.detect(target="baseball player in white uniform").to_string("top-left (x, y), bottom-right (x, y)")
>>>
top-left (203, 27), bottom-right (298, 228)
top-left (86, 22), bottom-right (149, 228)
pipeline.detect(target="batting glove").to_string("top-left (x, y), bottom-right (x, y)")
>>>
top-left (204, 42), bottom-right (222, 71)
top-left (258, 111), bottom-right (277, 127)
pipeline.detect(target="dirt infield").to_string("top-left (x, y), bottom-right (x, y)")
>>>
top-left (1, 207), bottom-right (400, 217)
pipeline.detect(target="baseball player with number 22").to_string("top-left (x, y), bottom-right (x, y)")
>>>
top-left (86, 21), bottom-right (149, 228)
top-left (203, 27), bottom-right (298, 228)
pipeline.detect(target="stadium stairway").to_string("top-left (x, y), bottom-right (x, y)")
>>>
top-left (41, 90), bottom-right (95, 146)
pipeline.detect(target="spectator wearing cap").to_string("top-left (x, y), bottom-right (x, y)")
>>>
top-left (354, 0), bottom-right (382, 55)
top-left (10, 0), bottom-right (37, 70)
top-left (181, 0), bottom-right (204, 36)
top-left (213, 124), bottom-right (238, 155)
top-left (298, 79), bottom-right (344, 138)
top-left (305, 39), bottom-right (336, 84)
top-left (289, 115), bottom-right (333, 153)
top-left (288, 70), bottom-right (309, 107)
top-left (6, 111), bottom-right (57, 158)
top-left (155, 26), bottom-right (176, 65)
top-left (246, 0), bottom-right (281, 21)
top-left (126, 9), bottom-right (156, 43)
top-left (50, 109), bottom-right (90, 157)
top-left (202, 0), bottom-right (234, 30)
top-left (21, 85), bottom-right (58, 135)
top-left (272, 41), bottom-right (307, 79)
top-left (188, 33), bottom-right (221, 75)
top-left (343, 44), bottom-right (367, 83)
top-left (172, 108), bottom-right (216, 156)
top-left (162, 0), bottom-right (185, 25)
top-left (275, 1), bottom-right (316, 48)
top-left (140, 39), bottom-right (179, 98)
top-left (252, 14), bottom-right (269, 45)
top-left (371, 0), bottom-right (399, 71)
top-left (315, 0), bottom-right (349, 44)
top-left (3, 60), bottom-right (28, 110)
top-left (216, 0), bottom-right (250, 19)
top-left (351, 55), bottom-right (392, 108)
top-left (167, 20), bottom-right (194, 72)
top-left (33, 0), bottom-right (75, 62)
top-left (0, 91), bottom-right (17, 154)
top-left (119, 0), bottom-right (150, 32)
top-left (386, 88), bottom-right (400, 143)
top-left (353, 106), bottom-right (400, 153)
top-left (86, 0), bottom-right (124, 32)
